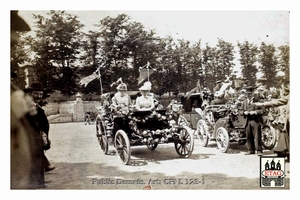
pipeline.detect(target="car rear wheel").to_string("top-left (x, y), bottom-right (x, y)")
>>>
top-left (262, 125), bottom-right (277, 150)
top-left (96, 119), bottom-right (108, 154)
top-left (216, 127), bottom-right (230, 153)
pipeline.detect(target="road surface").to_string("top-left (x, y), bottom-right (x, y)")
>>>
top-left (43, 122), bottom-right (290, 190)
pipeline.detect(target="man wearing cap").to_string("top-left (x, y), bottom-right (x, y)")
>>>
top-left (25, 82), bottom-right (55, 173)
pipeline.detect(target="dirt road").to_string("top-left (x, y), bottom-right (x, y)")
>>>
top-left (43, 122), bottom-right (290, 190)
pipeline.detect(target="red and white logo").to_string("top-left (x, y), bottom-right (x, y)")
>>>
top-left (260, 157), bottom-right (285, 188)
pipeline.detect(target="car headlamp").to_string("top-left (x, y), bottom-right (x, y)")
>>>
top-left (172, 104), bottom-right (182, 112)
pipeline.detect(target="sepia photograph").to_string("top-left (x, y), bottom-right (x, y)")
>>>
top-left (6, 0), bottom-right (297, 195)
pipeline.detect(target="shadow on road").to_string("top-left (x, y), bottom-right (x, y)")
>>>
top-left (127, 145), bottom-right (215, 165)
top-left (43, 162), bottom-right (290, 190)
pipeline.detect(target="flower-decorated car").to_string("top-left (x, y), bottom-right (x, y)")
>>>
top-left (95, 92), bottom-right (194, 165)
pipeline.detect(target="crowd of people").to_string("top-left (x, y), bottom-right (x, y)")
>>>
top-left (11, 11), bottom-right (55, 189)
top-left (191, 78), bottom-right (290, 160)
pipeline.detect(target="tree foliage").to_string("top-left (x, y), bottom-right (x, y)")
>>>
top-left (30, 10), bottom-right (84, 96)
top-left (16, 11), bottom-right (289, 99)
top-left (278, 44), bottom-right (290, 81)
top-left (215, 38), bottom-right (235, 77)
top-left (258, 42), bottom-right (279, 88)
top-left (237, 41), bottom-right (259, 86)
top-left (95, 14), bottom-right (165, 92)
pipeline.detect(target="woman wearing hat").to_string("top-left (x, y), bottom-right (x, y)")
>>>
top-left (135, 84), bottom-right (155, 111)
top-left (111, 83), bottom-right (131, 114)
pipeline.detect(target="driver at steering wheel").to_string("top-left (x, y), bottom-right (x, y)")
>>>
top-left (111, 83), bottom-right (131, 116)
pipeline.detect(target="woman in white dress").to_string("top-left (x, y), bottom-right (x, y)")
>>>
top-left (135, 84), bottom-right (155, 111)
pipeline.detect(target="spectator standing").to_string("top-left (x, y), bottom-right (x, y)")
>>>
top-left (21, 96), bottom-right (46, 188)
top-left (25, 82), bottom-right (55, 173)
top-left (243, 91), bottom-right (264, 156)
top-left (254, 81), bottom-right (290, 161)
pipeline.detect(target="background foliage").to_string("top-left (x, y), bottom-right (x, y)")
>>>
top-left (12, 11), bottom-right (289, 98)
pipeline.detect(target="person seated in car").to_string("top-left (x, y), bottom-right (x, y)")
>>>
top-left (135, 83), bottom-right (155, 111)
top-left (111, 83), bottom-right (131, 115)
top-left (210, 91), bottom-right (227, 105)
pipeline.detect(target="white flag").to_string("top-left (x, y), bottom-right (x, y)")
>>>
top-left (79, 72), bottom-right (98, 87)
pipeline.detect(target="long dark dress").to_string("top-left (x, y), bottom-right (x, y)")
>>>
top-left (34, 105), bottom-right (51, 168)
top-left (21, 114), bottom-right (45, 189)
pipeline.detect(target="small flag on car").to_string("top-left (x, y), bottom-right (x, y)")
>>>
top-left (137, 68), bottom-right (154, 85)
top-left (79, 72), bottom-right (99, 87)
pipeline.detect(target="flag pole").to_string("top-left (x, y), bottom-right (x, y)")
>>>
top-left (97, 67), bottom-right (103, 95)
top-left (147, 62), bottom-right (150, 82)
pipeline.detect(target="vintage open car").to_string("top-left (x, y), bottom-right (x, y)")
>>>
top-left (95, 92), bottom-right (194, 165)
top-left (178, 91), bottom-right (214, 128)
top-left (196, 103), bottom-right (277, 153)
top-left (179, 93), bottom-right (277, 153)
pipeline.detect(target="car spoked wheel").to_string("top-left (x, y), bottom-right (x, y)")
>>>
top-left (178, 115), bottom-right (189, 127)
top-left (197, 119), bottom-right (209, 147)
top-left (96, 120), bottom-right (108, 154)
top-left (114, 130), bottom-right (131, 165)
top-left (261, 125), bottom-right (276, 150)
top-left (216, 127), bottom-right (229, 153)
top-left (174, 127), bottom-right (194, 158)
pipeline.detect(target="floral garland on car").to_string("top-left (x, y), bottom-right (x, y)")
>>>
top-left (124, 100), bottom-right (184, 143)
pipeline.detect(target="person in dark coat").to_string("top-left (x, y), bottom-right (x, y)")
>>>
top-left (243, 91), bottom-right (265, 156)
top-left (25, 82), bottom-right (55, 172)
top-left (21, 98), bottom-right (46, 188)
top-left (253, 81), bottom-right (290, 161)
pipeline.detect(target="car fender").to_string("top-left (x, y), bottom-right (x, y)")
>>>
top-left (212, 117), bottom-right (229, 139)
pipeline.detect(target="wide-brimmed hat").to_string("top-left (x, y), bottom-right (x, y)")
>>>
top-left (139, 85), bottom-right (151, 91)
top-left (11, 11), bottom-right (31, 32)
top-left (116, 83), bottom-right (127, 91)
top-left (143, 81), bottom-right (152, 88)
top-left (24, 82), bottom-right (46, 92)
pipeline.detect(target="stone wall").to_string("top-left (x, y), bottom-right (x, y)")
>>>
top-left (44, 93), bottom-right (101, 123)
top-left (44, 94), bottom-right (177, 123)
